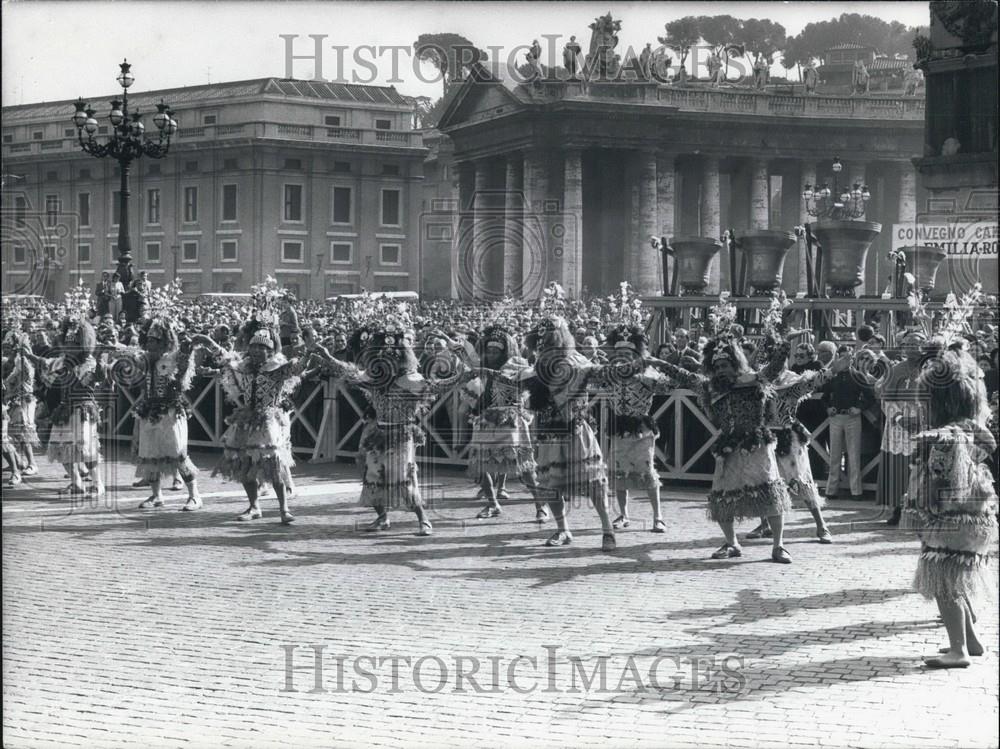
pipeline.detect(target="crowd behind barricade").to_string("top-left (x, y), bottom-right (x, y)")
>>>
top-left (3, 280), bottom-right (999, 515)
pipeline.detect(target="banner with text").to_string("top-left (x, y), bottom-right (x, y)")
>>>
top-left (892, 220), bottom-right (999, 257)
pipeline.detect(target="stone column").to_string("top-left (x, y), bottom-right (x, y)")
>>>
top-left (456, 162), bottom-right (475, 300)
top-left (656, 152), bottom-right (677, 294)
top-left (798, 161), bottom-right (817, 293)
top-left (503, 155), bottom-right (524, 296)
top-left (628, 157), bottom-right (642, 287)
top-left (522, 150), bottom-right (549, 298)
top-left (471, 160), bottom-right (491, 299)
top-left (897, 162), bottom-right (917, 225)
top-left (700, 156), bottom-right (722, 293)
top-left (562, 149), bottom-right (583, 297)
top-left (750, 158), bottom-right (770, 230)
top-left (637, 149), bottom-right (659, 295)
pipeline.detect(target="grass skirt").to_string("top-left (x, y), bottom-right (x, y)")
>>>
top-left (775, 431), bottom-right (823, 509)
top-left (708, 443), bottom-right (792, 523)
top-left (906, 501), bottom-right (998, 604)
top-left (358, 422), bottom-right (421, 510)
top-left (135, 408), bottom-right (197, 480)
top-left (610, 431), bottom-right (658, 491)
top-left (7, 398), bottom-right (40, 448)
top-left (466, 411), bottom-right (536, 478)
top-left (47, 407), bottom-right (101, 464)
top-left (214, 409), bottom-right (294, 487)
top-left (536, 420), bottom-right (607, 497)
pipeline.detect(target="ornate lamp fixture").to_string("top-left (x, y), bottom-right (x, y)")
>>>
top-left (801, 157), bottom-right (871, 221)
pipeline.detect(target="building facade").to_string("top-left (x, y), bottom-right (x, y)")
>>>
top-left (913, 0), bottom-right (998, 297)
top-left (1, 78), bottom-right (427, 300)
top-left (435, 72), bottom-right (928, 300)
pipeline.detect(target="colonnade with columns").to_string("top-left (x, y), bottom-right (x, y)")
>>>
top-left (455, 149), bottom-right (920, 300)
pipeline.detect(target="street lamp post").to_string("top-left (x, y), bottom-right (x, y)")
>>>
top-left (73, 59), bottom-right (177, 317)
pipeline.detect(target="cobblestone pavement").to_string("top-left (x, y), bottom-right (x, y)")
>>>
top-left (3, 450), bottom-right (998, 749)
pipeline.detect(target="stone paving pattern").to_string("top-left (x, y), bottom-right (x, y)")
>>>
top-left (3, 450), bottom-right (998, 749)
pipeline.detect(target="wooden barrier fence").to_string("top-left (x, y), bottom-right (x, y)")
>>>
top-left (101, 375), bottom-right (882, 490)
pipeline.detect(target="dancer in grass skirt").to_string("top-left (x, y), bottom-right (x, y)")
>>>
top-left (598, 322), bottom-right (672, 533)
top-left (2, 329), bottom-right (41, 478)
top-left (193, 319), bottom-right (315, 525)
top-left (650, 314), bottom-right (793, 563)
top-left (104, 317), bottom-right (202, 511)
top-left (321, 315), bottom-right (455, 536)
top-left (523, 314), bottom-right (616, 551)
top-left (460, 324), bottom-right (548, 522)
top-left (748, 330), bottom-right (850, 543)
top-left (20, 316), bottom-right (105, 497)
top-left (903, 340), bottom-right (998, 669)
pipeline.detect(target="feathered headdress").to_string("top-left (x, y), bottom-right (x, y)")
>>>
top-left (539, 281), bottom-right (567, 316)
top-left (249, 276), bottom-right (292, 329)
top-left (63, 277), bottom-right (93, 322)
top-left (707, 292), bottom-right (737, 336)
top-left (146, 279), bottom-right (184, 319)
top-left (605, 282), bottom-right (648, 349)
top-left (760, 290), bottom-right (791, 336)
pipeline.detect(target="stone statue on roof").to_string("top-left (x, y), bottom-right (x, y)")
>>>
top-left (563, 36), bottom-right (582, 78)
top-left (587, 12), bottom-right (621, 79)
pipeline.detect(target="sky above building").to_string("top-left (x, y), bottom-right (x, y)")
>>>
top-left (3, 1), bottom-right (929, 106)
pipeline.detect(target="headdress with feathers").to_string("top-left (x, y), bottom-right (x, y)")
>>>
top-left (605, 283), bottom-right (648, 350)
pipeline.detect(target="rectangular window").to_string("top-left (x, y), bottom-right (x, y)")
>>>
top-left (145, 241), bottom-right (161, 263)
top-left (283, 184), bottom-right (303, 222)
top-left (64, 128), bottom-right (75, 137)
top-left (203, 114), bottom-right (217, 125)
top-left (147, 188), bottom-right (161, 225)
top-left (284, 158), bottom-right (302, 171)
top-left (78, 193), bottom-right (90, 227)
top-left (375, 119), bottom-right (392, 130)
top-left (112, 191), bottom-right (122, 225)
top-left (78, 243), bottom-right (91, 264)
top-left (325, 115), bottom-right (341, 126)
top-left (332, 161), bottom-right (351, 173)
top-left (382, 164), bottom-right (400, 176)
top-left (46, 171), bottom-right (59, 182)
top-left (15, 197), bottom-right (27, 228)
top-left (281, 240), bottom-right (303, 263)
top-left (32, 131), bottom-right (43, 140)
top-left (332, 186), bottom-right (352, 224)
top-left (223, 158), bottom-right (238, 170)
top-left (3, 134), bottom-right (12, 144)
top-left (380, 189), bottom-right (401, 226)
top-left (379, 243), bottom-right (401, 265)
top-left (147, 163), bottom-right (160, 176)
top-left (79, 168), bottom-right (91, 180)
top-left (222, 184), bottom-right (238, 222)
top-left (183, 186), bottom-right (198, 223)
top-left (330, 242), bottom-right (352, 264)
top-left (181, 241), bottom-right (198, 262)
top-left (45, 194), bottom-right (60, 227)
top-left (221, 239), bottom-right (238, 262)
top-left (13, 244), bottom-right (26, 264)
top-left (185, 160), bottom-right (199, 173)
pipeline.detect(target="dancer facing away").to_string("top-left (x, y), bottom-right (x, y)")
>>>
top-left (747, 331), bottom-right (851, 543)
top-left (600, 322), bottom-right (672, 533)
top-left (523, 315), bottom-right (616, 551)
top-left (2, 329), bottom-right (41, 479)
top-left (650, 325), bottom-right (794, 563)
top-left (192, 319), bottom-right (319, 524)
top-left (19, 316), bottom-right (105, 496)
top-left (103, 317), bottom-right (202, 511)
top-left (453, 323), bottom-right (548, 522)
top-left (321, 316), bottom-right (454, 536)
top-left (904, 340), bottom-right (997, 668)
